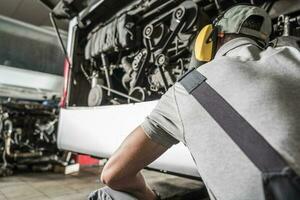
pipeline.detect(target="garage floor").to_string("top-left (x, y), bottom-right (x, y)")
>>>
top-left (0, 166), bottom-right (208, 200)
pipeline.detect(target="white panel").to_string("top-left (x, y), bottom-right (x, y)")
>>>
top-left (58, 102), bottom-right (200, 177)
top-left (0, 65), bottom-right (63, 100)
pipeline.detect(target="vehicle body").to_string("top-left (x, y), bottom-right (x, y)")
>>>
top-left (56, 0), bottom-right (300, 177)
top-left (0, 15), bottom-right (66, 101)
top-left (0, 16), bottom-right (67, 176)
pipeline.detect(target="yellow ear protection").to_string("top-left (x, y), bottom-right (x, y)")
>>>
top-left (194, 8), bottom-right (231, 62)
top-left (194, 24), bottom-right (212, 62)
top-left (194, 22), bottom-right (224, 62)
top-left (194, 4), bottom-right (258, 62)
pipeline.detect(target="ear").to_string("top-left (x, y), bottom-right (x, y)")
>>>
top-left (194, 24), bottom-right (214, 62)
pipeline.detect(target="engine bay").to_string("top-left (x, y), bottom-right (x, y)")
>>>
top-left (65, 0), bottom-right (300, 107)
top-left (0, 99), bottom-right (67, 176)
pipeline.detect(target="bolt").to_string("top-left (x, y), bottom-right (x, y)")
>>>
top-left (175, 8), bottom-right (184, 20)
top-left (144, 25), bottom-right (153, 37)
top-left (157, 54), bottom-right (166, 65)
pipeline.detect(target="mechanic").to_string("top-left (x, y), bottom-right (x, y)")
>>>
top-left (89, 5), bottom-right (300, 200)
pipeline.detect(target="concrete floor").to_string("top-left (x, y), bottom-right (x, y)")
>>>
top-left (0, 166), bottom-right (208, 200)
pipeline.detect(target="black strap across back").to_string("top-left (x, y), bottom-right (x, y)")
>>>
top-left (179, 68), bottom-right (300, 200)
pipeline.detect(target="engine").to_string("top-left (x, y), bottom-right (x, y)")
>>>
top-left (66, 0), bottom-right (300, 107)
top-left (77, 0), bottom-right (212, 106)
top-left (0, 99), bottom-right (65, 176)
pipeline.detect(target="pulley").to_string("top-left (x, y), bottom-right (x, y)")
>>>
top-left (128, 87), bottom-right (146, 103)
top-left (88, 85), bottom-right (105, 107)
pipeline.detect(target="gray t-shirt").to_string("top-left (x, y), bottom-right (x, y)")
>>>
top-left (141, 37), bottom-right (300, 200)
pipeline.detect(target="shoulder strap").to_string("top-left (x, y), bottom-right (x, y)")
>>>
top-left (179, 69), bottom-right (289, 173)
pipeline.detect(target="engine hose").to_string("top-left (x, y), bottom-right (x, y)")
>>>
top-left (2, 148), bottom-right (7, 168)
top-left (3, 120), bottom-right (13, 160)
top-left (3, 120), bottom-right (42, 160)
top-left (4, 120), bottom-right (12, 135)
top-left (80, 64), bottom-right (92, 83)
top-left (100, 85), bottom-right (141, 102)
top-left (0, 121), bottom-right (2, 135)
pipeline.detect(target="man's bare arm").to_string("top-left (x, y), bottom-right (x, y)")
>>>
top-left (101, 126), bottom-right (168, 200)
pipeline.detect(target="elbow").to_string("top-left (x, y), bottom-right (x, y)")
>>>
top-left (100, 166), bottom-right (121, 189)
top-left (100, 168), bottom-right (112, 186)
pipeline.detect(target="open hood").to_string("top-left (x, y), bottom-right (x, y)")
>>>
top-left (39, 0), bottom-right (61, 10)
top-left (39, 0), bottom-right (88, 19)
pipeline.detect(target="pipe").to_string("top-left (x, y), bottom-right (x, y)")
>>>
top-left (3, 120), bottom-right (43, 160)
top-left (100, 85), bottom-right (142, 103)
top-left (101, 54), bottom-right (112, 96)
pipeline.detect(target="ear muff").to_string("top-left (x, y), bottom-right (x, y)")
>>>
top-left (194, 24), bottom-right (218, 62)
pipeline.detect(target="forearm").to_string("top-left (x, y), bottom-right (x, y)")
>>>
top-left (100, 126), bottom-right (167, 199)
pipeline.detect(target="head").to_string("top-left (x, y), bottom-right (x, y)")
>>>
top-left (194, 5), bottom-right (272, 62)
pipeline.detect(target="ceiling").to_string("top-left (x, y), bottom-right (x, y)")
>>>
top-left (1, 0), bottom-right (300, 32)
top-left (0, 0), bottom-right (68, 30)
